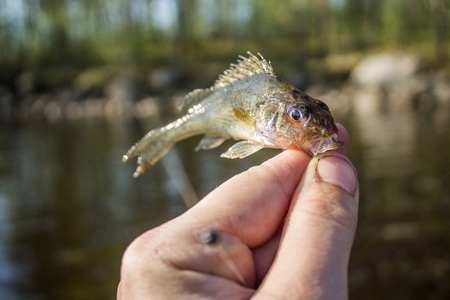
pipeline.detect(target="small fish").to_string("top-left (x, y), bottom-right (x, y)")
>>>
top-left (123, 52), bottom-right (343, 177)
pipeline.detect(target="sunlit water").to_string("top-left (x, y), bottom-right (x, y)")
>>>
top-left (0, 109), bottom-right (449, 299)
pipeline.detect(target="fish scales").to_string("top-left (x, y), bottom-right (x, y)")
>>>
top-left (123, 52), bottom-right (342, 177)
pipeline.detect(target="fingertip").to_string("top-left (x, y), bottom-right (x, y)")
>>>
top-left (255, 151), bottom-right (359, 298)
top-left (335, 123), bottom-right (349, 155)
top-left (316, 153), bottom-right (357, 195)
top-left (188, 146), bottom-right (311, 248)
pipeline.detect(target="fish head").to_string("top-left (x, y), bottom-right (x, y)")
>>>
top-left (279, 89), bottom-right (343, 155)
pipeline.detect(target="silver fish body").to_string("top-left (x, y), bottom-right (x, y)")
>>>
top-left (123, 52), bottom-right (342, 177)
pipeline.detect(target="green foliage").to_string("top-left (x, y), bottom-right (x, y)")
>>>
top-left (0, 0), bottom-right (447, 87)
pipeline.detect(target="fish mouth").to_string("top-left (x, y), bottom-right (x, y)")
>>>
top-left (307, 134), bottom-right (343, 156)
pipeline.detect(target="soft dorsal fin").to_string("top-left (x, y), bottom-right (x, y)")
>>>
top-left (181, 88), bottom-right (213, 113)
top-left (213, 52), bottom-right (275, 88)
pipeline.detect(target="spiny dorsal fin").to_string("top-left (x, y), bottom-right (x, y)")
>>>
top-left (213, 52), bottom-right (275, 88)
top-left (181, 52), bottom-right (274, 112)
top-left (181, 88), bottom-right (213, 113)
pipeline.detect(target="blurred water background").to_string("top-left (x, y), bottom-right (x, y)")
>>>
top-left (0, 0), bottom-right (449, 299)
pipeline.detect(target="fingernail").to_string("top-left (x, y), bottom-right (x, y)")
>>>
top-left (317, 155), bottom-right (357, 194)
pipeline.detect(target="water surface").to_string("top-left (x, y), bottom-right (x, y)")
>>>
top-left (0, 109), bottom-right (449, 299)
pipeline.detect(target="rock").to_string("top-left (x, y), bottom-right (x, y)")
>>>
top-left (386, 75), bottom-right (429, 113)
top-left (83, 98), bottom-right (106, 119)
top-left (432, 72), bottom-right (450, 109)
top-left (44, 101), bottom-right (63, 122)
top-left (66, 102), bottom-right (84, 121)
top-left (133, 97), bottom-right (160, 120)
top-left (105, 73), bottom-right (145, 103)
top-left (352, 87), bottom-right (384, 115)
top-left (351, 52), bottom-right (421, 87)
top-left (16, 70), bottom-right (35, 95)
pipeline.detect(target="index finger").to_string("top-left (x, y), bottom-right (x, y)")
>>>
top-left (185, 147), bottom-right (311, 247)
top-left (183, 123), bottom-right (349, 247)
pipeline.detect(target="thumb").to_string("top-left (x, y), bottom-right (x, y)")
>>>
top-left (255, 152), bottom-right (359, 300)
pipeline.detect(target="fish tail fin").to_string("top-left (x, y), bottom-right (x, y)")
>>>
top-left (122, 129), bottom-right (174, 177)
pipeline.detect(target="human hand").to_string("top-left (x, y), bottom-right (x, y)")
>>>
top-left (117, 124), bottom-right (358, 300)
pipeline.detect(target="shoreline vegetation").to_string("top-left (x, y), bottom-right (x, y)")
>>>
top-left (0, 0), bottom-right (448, 123)
top-left (1, 51), bottom-right (448, 124)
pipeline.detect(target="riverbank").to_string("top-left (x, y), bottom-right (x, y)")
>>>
top-left (1, 52), bottom-right (449, 124)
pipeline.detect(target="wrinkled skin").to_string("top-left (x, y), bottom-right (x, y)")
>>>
top-left (118, 124), bottom-right (359, 299)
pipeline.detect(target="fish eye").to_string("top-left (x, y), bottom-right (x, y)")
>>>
top-left (287, 103), bottom-right (309, 123)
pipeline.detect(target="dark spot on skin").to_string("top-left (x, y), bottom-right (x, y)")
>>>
top-left (292, 90), bottom-right (314, 103)
top-left (292, 90), bottom-right (302, 100)
top-left (315, 99), bottom-right (329, 111)
top-left (201, 229), bottom-right (219, 245)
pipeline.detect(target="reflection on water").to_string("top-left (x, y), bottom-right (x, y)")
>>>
top-left (0, 109), bottom-right (449, 299)
top-left (348, 110), bottom-right (450, 300)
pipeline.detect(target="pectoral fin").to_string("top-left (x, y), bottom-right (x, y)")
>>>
top-left (232, 107), bottom-right (256, 128)
top-left (220, 141), bottom-right (263, 159)
top-left (195, 135), bottom-right (226, 151)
